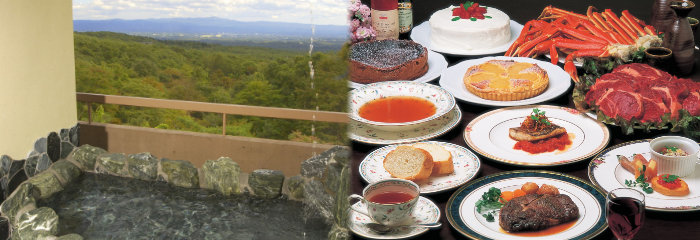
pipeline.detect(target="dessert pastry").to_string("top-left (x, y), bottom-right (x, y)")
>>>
top-left (349, 39), bottom-right (428, 84)
top-left (383, 146), bottom-right (434, 181)
top-left (429, 3), bottom-right (511, 51)
top-left (463, 60), bottom-right (548, 101)
top-left (412, 142), bottom-right (454, 175)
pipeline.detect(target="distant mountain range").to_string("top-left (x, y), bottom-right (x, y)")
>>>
top-left (74, 17), bottom-right (348, 39)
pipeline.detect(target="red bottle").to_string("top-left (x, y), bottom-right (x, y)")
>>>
top-left (371, 0), bottom-right (399, 40)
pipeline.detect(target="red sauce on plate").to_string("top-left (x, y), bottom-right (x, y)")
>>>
top-left (358, 96), bottom-right (436, 123)
top-left (500, 220), bottom-right (577, 237)
top-left (513, 133), bottom-right (573, 154)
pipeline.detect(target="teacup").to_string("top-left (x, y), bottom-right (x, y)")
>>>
top-left (348, 178), bottom-right (420, 226)
top-left (644, 47), bottom-right (673, 72)
top-left (649, 136), bottom-right (700, 177)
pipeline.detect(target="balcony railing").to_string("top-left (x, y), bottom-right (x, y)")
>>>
top-left (76, 92), bottom-right (348, 134)
top-left (75, 92), bottom-right (348, 175)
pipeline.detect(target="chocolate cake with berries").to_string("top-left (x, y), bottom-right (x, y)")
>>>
top-left (349, 39), bottom-right (428, 84)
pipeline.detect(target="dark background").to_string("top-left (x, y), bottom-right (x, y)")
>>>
top-left (352, 1), bottom-right (700, 239)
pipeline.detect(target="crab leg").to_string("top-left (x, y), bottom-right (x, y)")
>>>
top-left (506, 20), bottom-right (547, 56)
top-left (599, 12), bottom-right (635, 44)
top-left (620, 10), bottom-right (647, 36)
top-left (564, 49), bottom-right (609, 82)
top-left (580, 21), bottom-right (617, 44)
top-left (590, 11), bottom-right (613, 32)
top-left (622, 10), bottom-right (658, 35)
top-left (559, 26), bottom-right (609, 44)
top-left (603, 9), bottom-right (639, 39)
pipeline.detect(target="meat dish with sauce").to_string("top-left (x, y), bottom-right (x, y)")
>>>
top-left (499, 194), bottom-right (580, 232)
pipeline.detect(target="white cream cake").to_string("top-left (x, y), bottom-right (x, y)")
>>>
top-left (429, 5), bottom-right (511, 51)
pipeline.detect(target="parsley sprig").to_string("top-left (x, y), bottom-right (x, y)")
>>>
top-left (530, 108), bottom-right (552, 125)
top-left (475, 187), bottom-right (504, 222)
top-left (662, 174), bottom-right (679, 183)
top-left (624, 165), bottom-right (654, 193)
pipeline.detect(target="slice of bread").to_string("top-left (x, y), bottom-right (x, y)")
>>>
top-left (383, 146), bottom-right (434, 181)
top-left (412, 142), bottom-right (454, 175)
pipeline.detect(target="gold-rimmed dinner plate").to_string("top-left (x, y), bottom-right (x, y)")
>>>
top-left (463, 105), bottom-right (609, 166)
top-left (588, 139), bottom-right (700, 212)
top-left (359, 141), bottom-right (480, 194)
top-left (446, 170), bottom-right (607, 240)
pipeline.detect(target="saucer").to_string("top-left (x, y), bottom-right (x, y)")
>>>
top-left (348, 196), bottom-right (441, 239)
top-left (349, 105), bottom-right (462, 145)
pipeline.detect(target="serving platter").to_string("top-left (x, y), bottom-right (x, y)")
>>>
top-left (588, 139), bottom-right (700, 212)
top-left (348, 196), bottom-right (440, 239)
top-left (464, 105), bottom-right (609, 166)
top-left (348, 50), bottom-right (448, 89)
top-left (350, 105), bottom-right (462, 145)
top-left (446, 170), bottom-right (607, 240)
top-left (411, 20), bottom-right (524, 56)
top-left (360, 141), bottom-right (481, 194)
top-left (439, 56), bottom-right (571, 107)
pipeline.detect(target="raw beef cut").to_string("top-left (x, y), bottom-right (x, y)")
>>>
top-left (584, 63), bottom-right (699, 122)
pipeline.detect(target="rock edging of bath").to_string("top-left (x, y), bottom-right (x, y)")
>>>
top-left (0, 124), bottom-right (349, 240)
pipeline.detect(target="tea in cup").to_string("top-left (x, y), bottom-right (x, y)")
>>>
top-left (649, 136), bottom-right (700, 177)
top-left (348, 178), bottom-right (420, 226)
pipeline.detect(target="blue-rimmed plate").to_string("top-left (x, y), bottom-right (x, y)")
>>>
top-left (588, 139), bottom-right (700, 212)
top-left (446, 171), bottom-right (607, 240)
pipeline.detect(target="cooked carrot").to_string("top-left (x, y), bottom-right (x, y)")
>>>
top-left (500, 191), bottom-right (514, 203)
top-left (513, 189), bottom-right (526, 198)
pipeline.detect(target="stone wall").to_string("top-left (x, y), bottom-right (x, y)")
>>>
top-left (0, 126), bottom-right (350, 240)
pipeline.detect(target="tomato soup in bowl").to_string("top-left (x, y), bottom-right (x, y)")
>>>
top-left (350, 81), bottom-right (455, 131)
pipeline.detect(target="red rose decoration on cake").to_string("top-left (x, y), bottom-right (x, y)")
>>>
top-left (451, 2), bottom-right (491, 21)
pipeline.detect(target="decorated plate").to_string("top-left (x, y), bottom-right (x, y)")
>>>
top-left (411, 20), bottom-right (524, 56)
top-left (349, 50), bottom-right (448, 89)
top-left (350, 105), bottom-right (462, 145)
top-left (588, 139), bottom-right (700, 212)
top-left (464, 105), bottom-right (609, 166)
top-left (447, 170), bottom-right (607, 240)
top-left (439, 56), bottom-right (571, 107)
top-left (360, 141), bottom-right (481, 194)
top-left (349, 196), bottom-right (441, 239)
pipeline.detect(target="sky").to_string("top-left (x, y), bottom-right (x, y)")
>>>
top-left (73, 0), bottom-right (348, 26)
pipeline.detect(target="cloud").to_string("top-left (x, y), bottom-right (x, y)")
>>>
top-left (73, 0), bottom-right (348, 26)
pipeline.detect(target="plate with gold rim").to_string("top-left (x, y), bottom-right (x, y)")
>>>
top-left (348, 50), bottom-right (448, 89)
top-left (588, 139), bottom-right (700, 212)
top-left (359, 141), bottom-right (481, 194)
top-left (446, 170), bottom-right (607, 240)
top-left (348, 196), bottom-right (441, 239)
top-left (439, 56), bottom-right (571, 107)
top-left (463, 105), bottom-right (609, 166)
top-left (349, 105), bottom-right (462, 145)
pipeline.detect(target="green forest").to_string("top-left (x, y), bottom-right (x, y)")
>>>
top-left (74, 31), bottom-right (349, 144)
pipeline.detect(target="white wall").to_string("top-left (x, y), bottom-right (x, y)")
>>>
top-left (0, 0), bottom-right (77, 158)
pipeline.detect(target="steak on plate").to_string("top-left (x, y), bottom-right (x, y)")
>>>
top-left (499, 194), bottom-right (579, 232)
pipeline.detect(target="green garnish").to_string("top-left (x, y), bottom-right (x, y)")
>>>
top-left (665, 145), bottom-right (679, 152)
top-left (451, 17), bottom-right (461, 21)
top-left (530, 108), bottom-right (552, 125)
top-left (482, 212), bottom-right (495, 222)
top-left (624, 165), bottom-right (654, 193)
top-left (662, 174), bottom-right (680, 183)
top-left (475, 187), bottom-right (504, 222)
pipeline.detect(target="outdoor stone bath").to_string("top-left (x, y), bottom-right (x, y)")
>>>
top-left (0, 129), bottom-right (350, 239)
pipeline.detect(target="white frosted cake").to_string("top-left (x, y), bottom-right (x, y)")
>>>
top-left (429, 5), bottom-right (511, 51)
